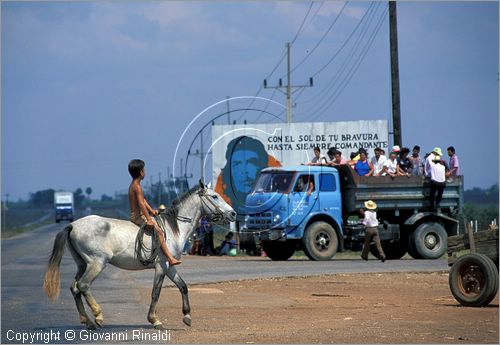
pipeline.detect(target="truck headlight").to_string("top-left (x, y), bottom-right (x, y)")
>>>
top-left (273, 214), bottom-right (281, 223)
top-left (244, 215), bottom-right (250, 222)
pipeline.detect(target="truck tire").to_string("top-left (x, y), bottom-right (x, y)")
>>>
top-left (302, 221), bottom-right (338, 261)
top-left (412, 222), bottom-right (447, 259)
top-left (369, 240), bottom-right (407, 260)
top-left (449, 253), bottom-right (499, 307)
top-left (407, 230), bottom-right (423, 259)
top-left (261, 241), bottom-right (295, 261)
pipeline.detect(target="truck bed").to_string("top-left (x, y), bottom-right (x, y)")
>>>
top-left (335, 165), bottom-right (463, 217)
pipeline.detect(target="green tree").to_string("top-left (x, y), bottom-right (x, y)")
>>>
top-left (74, 188), bottom-right (85, 208)
top-left (85, 187), bottom-right (93, 202)
top-left (29, 189), bottom-right (55, 207)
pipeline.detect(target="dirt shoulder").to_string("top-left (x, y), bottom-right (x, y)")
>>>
top-left (147, 271), bottom-right (499, 344)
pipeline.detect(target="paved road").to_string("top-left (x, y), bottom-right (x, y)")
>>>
top-left (1, 222), bottom-right (448, 343)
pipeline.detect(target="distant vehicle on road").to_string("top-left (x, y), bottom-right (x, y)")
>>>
top-left (54, 191), bottom-right (74, 223)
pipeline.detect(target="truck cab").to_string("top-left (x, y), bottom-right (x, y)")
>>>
top-left (243, 165), bottom-right (463, 261)
top-left (244, 166), bottom-right (345, 260)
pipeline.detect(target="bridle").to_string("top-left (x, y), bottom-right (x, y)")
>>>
top-left (198, 187), bottom-right (226, 223)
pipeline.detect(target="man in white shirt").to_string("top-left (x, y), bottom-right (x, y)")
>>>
top-left (307, 146), bottom-right (327, 165)
top-left (360, 200), bottom-right (385, 262)
top-left (425, 147), bottom-right (442, 177)
top-left (371, 147), bottom-right (387, 176)
top-left (429, 155), bottom-right (446, 212)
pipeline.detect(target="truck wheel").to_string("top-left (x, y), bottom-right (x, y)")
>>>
top-left (412, 222), bottom-right (447, 259)
top-left (261, 241), bottom-right (295, 261)
top-left (369, 240), bottom-right (407, 260)
top-left (449, 253), bottom-right (499, 307)
top-left (302, 221), bottom-right (338, 261)
top-left (407, 230), bottom-right (423, 259)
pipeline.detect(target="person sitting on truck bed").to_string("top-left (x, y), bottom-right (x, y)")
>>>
top-left (329, 150), bottom-right (348, 166)
top-left (306, 146), bottom-right (328, 166)
top-left (382, 152), bottom-right (399, 177)
top-left (360, 200), bottom-right (385, 262)
top-left (326, 147), bottom-right (336, 163)
top-left (371, 147), bottom-right (387, 176)
top-left (354, 150), bottom-right (374, 176)
top-left (409, 145), bottom-right (424, 176)
top-left (397, 147), bottom-right (413, 176)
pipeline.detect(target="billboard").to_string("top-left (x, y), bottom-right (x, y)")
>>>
top-left (211, 120), bottom-right (389, 215)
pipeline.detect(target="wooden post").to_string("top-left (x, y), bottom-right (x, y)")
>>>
top-left (466, 222), bottom-right (476, 253)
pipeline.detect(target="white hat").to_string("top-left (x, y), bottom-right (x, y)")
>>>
top-left (391, 145), bottom-right (401, 153)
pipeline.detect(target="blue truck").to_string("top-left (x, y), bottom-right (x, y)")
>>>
top-left (242, 165), bottom-right (464, 261)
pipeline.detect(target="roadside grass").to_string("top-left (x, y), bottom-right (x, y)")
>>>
top-left (1, 208), bottom-right (54, 239)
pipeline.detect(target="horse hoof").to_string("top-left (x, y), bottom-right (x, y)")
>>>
top-left (183, 315), bottom-right (192, 327)
top-left (95, 318), bottom-right (104, 327)
top-left (154, 323), bottom-right (167, 331)
top-left (86, 322), bottom-right (97, 330)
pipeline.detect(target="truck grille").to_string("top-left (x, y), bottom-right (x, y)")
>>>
top-left (247, 213), bottom-right (273, 228)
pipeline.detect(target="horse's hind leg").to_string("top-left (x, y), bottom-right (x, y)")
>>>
top-left (166, 267), bottom-right (191, 327)
top-left (75, 261), bottom-right (106, 328)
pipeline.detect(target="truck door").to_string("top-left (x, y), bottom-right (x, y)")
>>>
top-left (288, 174), bottom-right (319, 226)
top-left (318, 172), bottom-right (342, 222)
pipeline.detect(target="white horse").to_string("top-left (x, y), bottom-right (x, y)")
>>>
top-left (43, 181), bottom-right (236, 330)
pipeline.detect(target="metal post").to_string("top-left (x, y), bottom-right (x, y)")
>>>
top-left (200, 129), bottom-right (204, 181)
top-left (226, 96), bottom-right (231, 125)
top-left (286, 42), bottom-right (292, 123)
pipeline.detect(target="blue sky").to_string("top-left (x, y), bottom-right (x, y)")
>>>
top-left (2, 1), bottom-right (498, 201)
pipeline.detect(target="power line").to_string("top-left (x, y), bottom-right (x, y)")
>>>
top-left (284, 1), bottom-right (349, 78)
top-left (292, 2), bottom-right (378, 121)
top-left (300, 2), bottom-right (380, 113)
top-left (237, 2), bottom-right (314, 123)
top-left (290, 2), bottom-right (315, 46)
top-left (310, 2), bottom-right (376, 79)
top-left (307, 5), bottom-right (388, 122)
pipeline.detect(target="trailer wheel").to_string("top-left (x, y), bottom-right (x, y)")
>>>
top-left (412, 222), bottom-right (447, 259)
top-left (302, 221), bottom-right (338, 261)
top-left (261, 241), bottom-right (295, 261)
top-left (370, 240), bottom-right (407, 260)
top-left (449, 253), bottom-right (499, 307)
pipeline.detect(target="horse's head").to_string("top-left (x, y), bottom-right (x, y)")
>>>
top-left (197, 180), bottom-right (236, 224)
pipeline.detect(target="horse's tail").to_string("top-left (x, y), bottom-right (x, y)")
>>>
top-left (43, 225), bottom-right (71, 302)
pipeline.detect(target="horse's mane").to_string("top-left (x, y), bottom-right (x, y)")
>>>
top-left (171, 184), bottom-right (202, 211)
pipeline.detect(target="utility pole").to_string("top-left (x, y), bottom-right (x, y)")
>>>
top-left (286, 42), bottom-right (292, 123)
top-left (226, 96), bottom-right (231, 124)
top-left (389, 1), bottom-right (402, 147)
top-left (264, 42), bottom-right (314, 123)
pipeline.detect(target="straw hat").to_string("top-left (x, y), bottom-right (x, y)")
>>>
top-left (364, 200), bottom-right (377, 210)
top-left (432, 147), bottom-right (443, 156)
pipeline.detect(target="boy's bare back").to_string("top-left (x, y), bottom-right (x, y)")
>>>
top-left (128, 180), bottom-right (142, 215)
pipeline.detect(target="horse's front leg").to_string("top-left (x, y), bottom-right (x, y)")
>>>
top-left (166, 266), bottom-right (191, 327)
top-left (148, 261), bottom-right (167, 330)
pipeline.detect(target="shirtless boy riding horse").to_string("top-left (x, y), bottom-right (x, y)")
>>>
top-left (128, 159), bottom-right (181, 266)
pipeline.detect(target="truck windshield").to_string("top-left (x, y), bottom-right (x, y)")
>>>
top-left (252, 172), bottom-right (294, 194)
